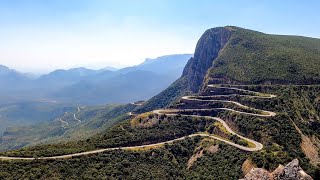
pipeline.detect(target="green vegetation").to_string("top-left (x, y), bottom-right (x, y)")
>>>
top-left (137, 26), bottom-right (320, 115)
top-left (188, 144), bottom-right (247, 179)
top-left (0, 104), bottom-right (136, 151)
top-left (1, 85), bottom-right (320, 178)
top-left (207, 26), bottom-right (320, 84)
top-left (0, 138), bottom-right (250, 179)
top-left (213, 121), bottom-right (230, 135)
top-left (0, 114), bottom-right (214, 157)
top-left (0, 102), bottom-right (75, 134)
top-left (218, 85), bottom-right (320, 177)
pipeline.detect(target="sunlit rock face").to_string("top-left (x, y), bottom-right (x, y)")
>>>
top-left (240, 159), bottom-right (313, 180)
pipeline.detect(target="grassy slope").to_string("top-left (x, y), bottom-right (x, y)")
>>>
top-left (206, 27), bottom-right (320, 84)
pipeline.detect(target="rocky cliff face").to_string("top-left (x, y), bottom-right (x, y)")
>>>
top-left (182, 27), bottom-right (232, 93)
top-left (240, 159), bottom-right (313, 180)
top-left (135, 27), bottom-right (233, 112)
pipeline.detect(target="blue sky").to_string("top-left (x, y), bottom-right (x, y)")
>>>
top-left (0, 0), bottom-right (319, 73)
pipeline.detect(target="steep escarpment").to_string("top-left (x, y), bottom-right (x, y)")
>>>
top-left (136, 27), bottom-right (232, 112)
top-left (182, 27), bottom-right (232, 92)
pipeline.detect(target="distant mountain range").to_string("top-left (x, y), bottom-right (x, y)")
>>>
top-left (0, 54), bottom-right (192, 141)
top-left (0, 54), bottom-right (192, 105)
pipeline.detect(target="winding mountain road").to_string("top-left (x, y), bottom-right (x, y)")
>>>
top-left (59, 119), bottom-right (69, 129)
top-left (58, 107), bottom-right (84, 128)
top-left (0, 85), bottom-right (276, 161)
top-left (59, 112), bottom-right (69, 129)
top-left (74, 107), bottom-right (82, 123)
top-left (152, 86), bottom-right (276, 151)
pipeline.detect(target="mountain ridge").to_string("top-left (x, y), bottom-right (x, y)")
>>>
top-left (0, 54), bottom-right (191, 105)
top-left (136, 26), bottom-right (320, 113)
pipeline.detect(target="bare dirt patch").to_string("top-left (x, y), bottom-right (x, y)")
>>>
top-left (242, 158), bottom-right (257, 175)
top-left (187, 138), bottom-right (219, 169)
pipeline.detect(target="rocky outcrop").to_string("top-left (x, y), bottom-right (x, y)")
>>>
top-left (240, 159), bottom-right (313, 180)
top-left (277, 159), bottom-right (313, 180)
top-left (182, 27), bottom-right (232, 93)
top-left (241, 168), bottom-right (272, 180)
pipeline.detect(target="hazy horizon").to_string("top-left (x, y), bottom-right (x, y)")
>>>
top-left (1, 0), bottom-right (319, 73)
top-left (1, 53), bottom-right (193, 74)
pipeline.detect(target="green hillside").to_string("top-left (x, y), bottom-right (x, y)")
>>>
top-left (206, 26), bottom-right (320, 85)
top-left (0, 104), bottom-right (136, 151)
top-left (1, 85), bottom-right (320, 178)
top-left (0, 102), bottom-right (75, 134)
